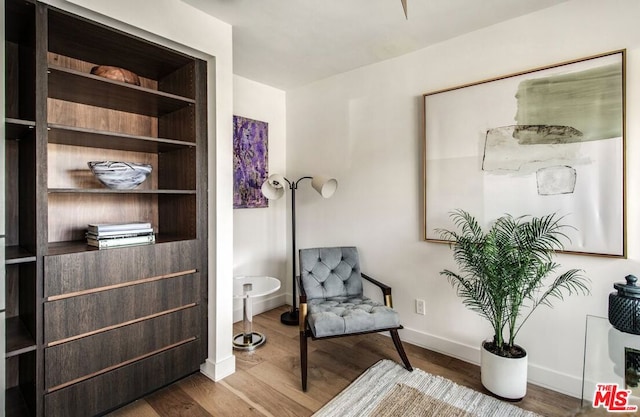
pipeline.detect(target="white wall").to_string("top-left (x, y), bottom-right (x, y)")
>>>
top-left (42, 0), bottom-right (237, 381)
top-left (285, 0), bottom-right (640, 397)
top-left (233, 76), bottom-right (288, 320)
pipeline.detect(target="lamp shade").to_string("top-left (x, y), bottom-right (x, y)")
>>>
top-left (261, 174), bottom-right (286, 200)
top-left (311, 176), bottom-right (338, 198)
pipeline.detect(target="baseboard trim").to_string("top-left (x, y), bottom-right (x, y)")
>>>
top-left (233, 293), bottom-right (287, 323)
top-left (399, 326), bottom-right (582, 398)
top-left (200, 354), bottom-right (236, 382)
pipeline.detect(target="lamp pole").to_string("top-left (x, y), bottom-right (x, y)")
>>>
top-left (261, 173), bottom-right (337, 326)
top-left (280, 176), bottom-right (312, 326)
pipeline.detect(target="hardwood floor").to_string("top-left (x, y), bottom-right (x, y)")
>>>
top-left (107, 305), bottom-right (582, 417)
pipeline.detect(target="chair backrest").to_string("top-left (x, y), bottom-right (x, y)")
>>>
top-left (299, 247), bottom-right (363, 300)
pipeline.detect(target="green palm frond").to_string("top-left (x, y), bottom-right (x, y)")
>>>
top-left (438, 210), bottom-right (590, 351)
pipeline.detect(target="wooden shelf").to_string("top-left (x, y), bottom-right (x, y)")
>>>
top-left (5, 118), bottom-right (35, 139)
top-left (6, 317), bottom-right (37, 358)
top-left (46, 236), bottom-right (196, 256)
top-left (5, 246), bottom-right (37, 265)
top-left (48, 65), bottom-right (195, 117)
top-left (48, 188), bottom-right (196, 194)
top-left (48, 124), bottom-right (195, 153)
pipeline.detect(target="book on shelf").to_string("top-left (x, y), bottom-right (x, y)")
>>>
top-left (87, 222), bottom-right (152, 233)
top-left (87, 233), bottom-right (156, 248)
top-left (86, 228), bottom-right (154, 239)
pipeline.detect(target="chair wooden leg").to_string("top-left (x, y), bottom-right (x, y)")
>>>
top-left (300, 330), bottom-right (308, 391)
top-left (390, 329), bottom-right (413, 371)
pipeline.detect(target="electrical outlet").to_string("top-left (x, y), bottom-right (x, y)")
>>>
top-left (416, 299), bottom-right (426, 315)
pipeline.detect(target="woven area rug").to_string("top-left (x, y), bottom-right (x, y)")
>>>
top-left (313, 360), bottom-right (542, 417)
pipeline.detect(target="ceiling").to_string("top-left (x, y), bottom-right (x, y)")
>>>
top-left (183, 0), bottom-right (570, 91)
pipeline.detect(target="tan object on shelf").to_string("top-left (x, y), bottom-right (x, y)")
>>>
top-left (90, 65), bottom-right (141, 86)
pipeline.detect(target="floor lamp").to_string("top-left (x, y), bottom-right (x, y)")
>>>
top-left (261, 174), bottom-right (338, 325)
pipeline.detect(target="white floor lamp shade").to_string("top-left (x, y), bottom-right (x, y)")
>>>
top-left (261, 174), bottom-right (286, 200)
top-left (311, 176), bottom-right (338, 198)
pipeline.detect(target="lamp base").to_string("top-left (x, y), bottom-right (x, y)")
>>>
top-left (280, 309), bottom-right (299, 326)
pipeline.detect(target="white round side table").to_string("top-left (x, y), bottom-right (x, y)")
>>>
top-left (233, 276), bottom-right (281, 350)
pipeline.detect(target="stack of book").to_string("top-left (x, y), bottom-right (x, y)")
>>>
top-left (86, 222), bottom-right (155, 248)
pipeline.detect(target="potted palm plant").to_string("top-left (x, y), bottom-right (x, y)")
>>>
top-left (438, 210), bottom-right (590, 400)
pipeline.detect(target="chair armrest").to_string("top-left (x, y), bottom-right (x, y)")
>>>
top-left (362, 273), bottom-right (394, 308)
top-left (297, 275), bottom-right (308, 332)
top-left (297, 275), bottom-right (307, 303)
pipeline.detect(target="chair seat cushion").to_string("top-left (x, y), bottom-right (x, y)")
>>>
top-left (307, 296), bottom-right (400, 338)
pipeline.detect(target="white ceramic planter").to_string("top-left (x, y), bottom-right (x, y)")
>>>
top-left (480, 341), bottom-right (528, 400)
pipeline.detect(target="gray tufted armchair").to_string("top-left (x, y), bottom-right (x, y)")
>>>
top-left (297, 246), bottom-right (413, 391)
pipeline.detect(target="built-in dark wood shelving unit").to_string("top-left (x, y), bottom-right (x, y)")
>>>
top-left (4, 0), bottom-right (38, 415)
top-left (5, 0), bottom-right (208, 415)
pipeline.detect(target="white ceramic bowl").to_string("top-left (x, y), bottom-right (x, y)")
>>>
top-left (88, 161), bottom-right (152, 190)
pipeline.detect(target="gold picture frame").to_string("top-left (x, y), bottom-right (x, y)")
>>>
top-left (423, 50), bottom-right (626, 257)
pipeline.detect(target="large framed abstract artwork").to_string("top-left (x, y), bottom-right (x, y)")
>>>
top-left (233, 115), bottom-right (269, 209)
top-left (423, 50), bottom-right (626, 257)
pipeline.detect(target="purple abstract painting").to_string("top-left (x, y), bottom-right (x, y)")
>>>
top-left (233, 115), bottom-right (268, 208)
